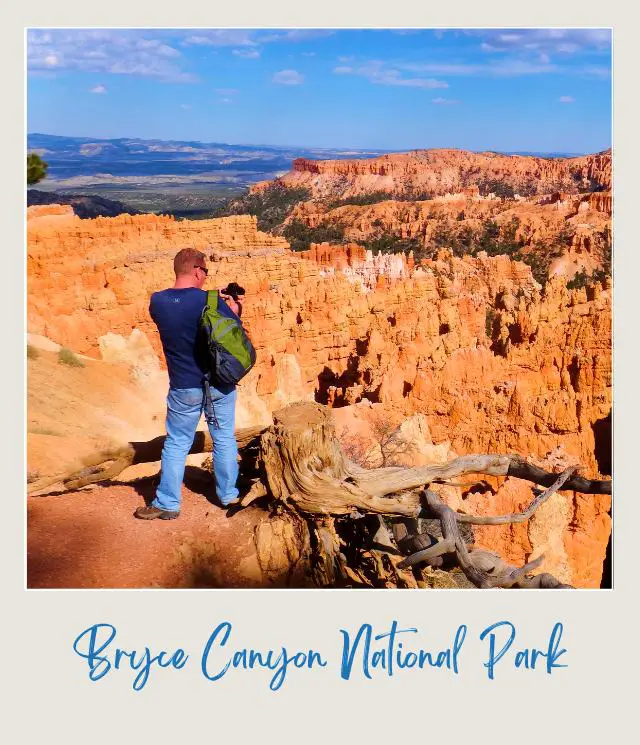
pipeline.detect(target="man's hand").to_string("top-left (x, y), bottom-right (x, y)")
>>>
top-left (220, 292), bottom-right (243, 317)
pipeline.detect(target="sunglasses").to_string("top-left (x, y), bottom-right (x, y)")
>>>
top-left (194, 265), bottom-right (209, 276)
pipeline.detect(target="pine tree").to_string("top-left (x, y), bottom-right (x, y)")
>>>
top-left (27, 153), bottom-right (48, 186)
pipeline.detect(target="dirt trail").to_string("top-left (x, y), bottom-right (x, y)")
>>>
top-left (27, 476), bottom-right (281, 589)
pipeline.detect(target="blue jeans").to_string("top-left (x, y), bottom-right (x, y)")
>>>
top-left (152, 385), bottom-right (239, 511)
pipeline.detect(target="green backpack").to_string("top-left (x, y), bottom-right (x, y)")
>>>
top-left (199, 290), bottom-right (257, 387)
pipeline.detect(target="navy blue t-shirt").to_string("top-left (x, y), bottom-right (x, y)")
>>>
top-left (149, 287), bottom-right (239, 390)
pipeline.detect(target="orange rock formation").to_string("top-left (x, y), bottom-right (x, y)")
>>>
top-left (27, 208), bottom-right (611, 587)
top-left (286, 189), bottom-right (611, 279)
top-left (258, 148), bottom-right (611, 198)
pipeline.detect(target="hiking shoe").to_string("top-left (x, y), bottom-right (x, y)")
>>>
top-left (134, 505), bottom-right (180, 521)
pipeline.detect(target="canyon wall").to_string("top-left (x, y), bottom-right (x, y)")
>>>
top-left (250, 148), bottom-right (611, 281)
top-left (257, 148), bottom-right (611, 199)
top-left (27, 208), bottom-right (611, 587)
top-left (288, 191), bottom-right (611, 278)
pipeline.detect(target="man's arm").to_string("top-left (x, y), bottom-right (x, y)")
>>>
top-left (219, 291), bottom-right (243, 318)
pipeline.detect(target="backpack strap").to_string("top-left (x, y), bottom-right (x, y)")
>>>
top-left (206, 289), bottom-right (218, 309)
top-left (202, 292), bottom-right (218, 425)
top-left (202, 374), bottom-right (219, 427)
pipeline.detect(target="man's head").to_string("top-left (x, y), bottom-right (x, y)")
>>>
top-left (173, 247), bottom-right (208, 289)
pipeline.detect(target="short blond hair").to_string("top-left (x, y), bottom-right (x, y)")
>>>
top-left (173, 247), bottom-right (206, 277)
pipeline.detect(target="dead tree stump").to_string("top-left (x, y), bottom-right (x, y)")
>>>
top-left (256, 401), bottom-right (610, 589)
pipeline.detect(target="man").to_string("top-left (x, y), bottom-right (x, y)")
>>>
top-left (134, 247), bottom-right (243, 520)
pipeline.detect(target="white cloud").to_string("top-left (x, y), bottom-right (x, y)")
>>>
top-left (558, 96), bottom-right (575, 103)
top-left (181, 30), bottom-right (258, 47)
top-left (183, 35), bottom-right (216, 46)
top-left (90, 84), bottom-right (107, 94)
top-left (333, 61), bottom-right (447, 89)
top-left (256, 30), bottom-right (334, 43)
top-left (401, 58), bottom-right (609, 79)
top-left (27, 30), bottom-right (197, 83)
top-left (217, 98), bottom-right (233, 104)
top-left (460, 29), bottom-right (611, 80)
top-left (580, 65), bottom-right (611, 79)
top-left (471, 28), bottom-right (611, 55)
top-left (29, 32), bottom-right (53, 45)
top-left (400, 60), bottom-right (558, 77)
top-left (378, 73), bottom-right (447, 89)
top-left (136, 39), bottom-right (180, 58)
top-left (273, 69), bottom-right (304, 85)
top-left (232, 49), bottom-right (260, 59)
top-left (431, 97), bottom-right (460, 105)
top-left (180, 29), bottom-right (332, 47)
top-left (334, 52), bottom-right (608, 84)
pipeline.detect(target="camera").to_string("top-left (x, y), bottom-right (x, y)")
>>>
top-left (221, 282), bottom-right (245, 302)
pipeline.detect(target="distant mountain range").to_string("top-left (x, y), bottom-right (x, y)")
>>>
top-left (27, 133), bottom-right (390, 187)
top-left (27, 133), bottom-right (586, 188)
top-left (27, 189), bottom-right (141, 219)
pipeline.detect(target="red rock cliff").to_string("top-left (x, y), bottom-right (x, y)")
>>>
top-left (264, 148), bottom-right (611, 199)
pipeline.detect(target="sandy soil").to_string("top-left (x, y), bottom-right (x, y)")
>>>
top-left (27, 475), bottom-right (276, 589)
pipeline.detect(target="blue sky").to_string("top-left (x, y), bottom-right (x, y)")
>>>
top-left (27, 28), bottom-right (612, 153)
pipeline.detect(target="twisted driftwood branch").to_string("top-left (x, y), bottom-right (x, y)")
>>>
top-left (393, 468), bottom-right (578, 588)
top-left (27, 425), bottom-right (267, 495)
top-left (398, 490), bottom-right (545, 588)
top-left (258, 403), bottom-right (609, 518)
top-left (455, 465), bottom-right (577, 525)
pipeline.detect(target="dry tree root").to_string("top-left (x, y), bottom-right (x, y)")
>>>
top-left (397, 490), bottom-right (549, 588)
top-left (395, 468), bottom-right (578, 588)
